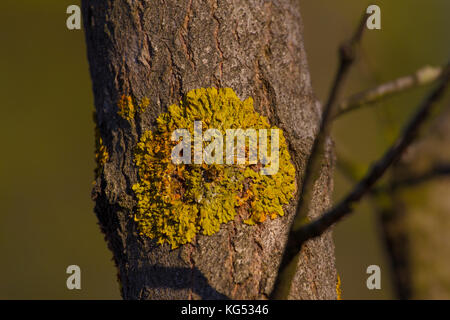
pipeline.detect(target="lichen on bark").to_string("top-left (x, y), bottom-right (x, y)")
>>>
top-left (132, 87), bottom-right (296, 249)
top-left (83, 0), bottom-right (337, 300)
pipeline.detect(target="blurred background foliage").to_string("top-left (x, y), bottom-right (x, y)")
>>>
top-left (0, 0), bottom-right (448, 299)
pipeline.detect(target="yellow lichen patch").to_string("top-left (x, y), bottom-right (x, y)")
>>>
top-left (94, 113), bottom-right (109, 178)
top-left (117, 95), bottom-right (150, 120)
top-left (336, 275), bottom-right (342, 300)
top-left (132, 87), bottom-right (296, 249)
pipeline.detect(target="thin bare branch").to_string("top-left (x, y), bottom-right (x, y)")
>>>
top-left (269, 12), bottom-right (369, 300)
top-left (336, 64), bottom-right (448, 118)
top-left (337, 152), bottom-right (450, 193)
top-left (338, 153), bottom-right (414, 299)
top-left (375, 164), bottom-right (450, 193)
top-left (337, 154), bottom-right (450, 300)
top-left (287, 64), bottom-right (450, 257)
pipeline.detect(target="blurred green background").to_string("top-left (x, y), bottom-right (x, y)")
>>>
top-left (0, 0), bottom-right (448, 299)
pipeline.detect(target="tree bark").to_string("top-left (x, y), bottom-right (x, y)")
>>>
top-left (82, 0), bottom-right (337, 300)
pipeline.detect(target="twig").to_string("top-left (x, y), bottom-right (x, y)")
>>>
top-left (287, 63), bottom-right (450, 257)
top-left (269, 12), bottom-right (369, 300)
top-left (337, 155), bottom-right (450, 193)
top-left (377, 199), bottom-right (412, 300)
top-left (375, 164), bottom-right (450, 193)
top-left (336, 65), bottom-right (448, 118)
top-left (337, 154), bottom-right (450, 300)
top-left (339, 154), bottom-right (414, 299)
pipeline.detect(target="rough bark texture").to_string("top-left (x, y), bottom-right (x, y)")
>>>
top-left (82, 0), bottom-right (337, 299)
top-left (390, 107), bottom-right (450, 299)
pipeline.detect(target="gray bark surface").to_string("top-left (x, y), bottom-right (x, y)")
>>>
top-left (82, 0), bottom-right (337, 299)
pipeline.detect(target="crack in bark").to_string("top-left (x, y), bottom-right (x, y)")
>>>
top-left (163, 43), bottom-right (183, 100)
top-left (211, 0), bottom-right (224, 86)
top-left (179, 0), bottom-right (195, 69)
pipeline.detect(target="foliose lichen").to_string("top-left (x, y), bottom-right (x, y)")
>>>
top-left (132, 87), bottom-right (296, 248)
top-left (117, 94), bottom-right (150, 121)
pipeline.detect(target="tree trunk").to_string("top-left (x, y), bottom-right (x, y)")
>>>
top-left (82, 0), bottom-right (337, 300)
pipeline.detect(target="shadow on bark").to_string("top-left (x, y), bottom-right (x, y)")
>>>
top-left (126, 266), bottom-right (230, 300)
